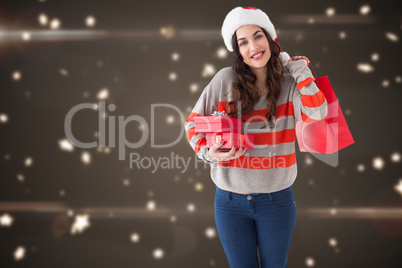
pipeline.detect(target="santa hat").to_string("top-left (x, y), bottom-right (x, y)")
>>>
top-left (221, 6), bottom-right (291, 66)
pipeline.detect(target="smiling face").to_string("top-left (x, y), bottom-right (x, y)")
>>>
top-left (235, 25), bottom-right (271, 71)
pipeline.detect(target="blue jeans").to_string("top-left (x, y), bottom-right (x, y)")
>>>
top-left (214, 185), bottom-right (297, 268)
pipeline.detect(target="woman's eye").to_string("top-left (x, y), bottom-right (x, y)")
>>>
top-left (240, 35), bottom-right (262, 46)
top-left (240, 35), bottom-right (263, 46)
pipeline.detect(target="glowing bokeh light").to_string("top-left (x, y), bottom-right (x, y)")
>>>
top-left (71, 214), bottom-right (90, 234)
top-left (0, 213), bottom-right (14, 227)
top-left (85, 16), bottom-right (96, 27)
top-left (357, 63), bottom-right (374, 73)
top-left (360, 5), bottom-right (371, 15)
top-left (50, 18), bottom-right (61, 29)
top-left (326, 7), bottom-right (335, 17)
top-left (14, 246), bottom-right (26, 261)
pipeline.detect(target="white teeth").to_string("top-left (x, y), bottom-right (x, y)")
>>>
top-left (252, 52), bottom-right (263, 58)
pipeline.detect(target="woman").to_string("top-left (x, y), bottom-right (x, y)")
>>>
top-left (184, 6), bottom-right (328, 268)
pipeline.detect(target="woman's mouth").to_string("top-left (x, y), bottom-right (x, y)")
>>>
top-left (251, 51), bottom-right (265, 60)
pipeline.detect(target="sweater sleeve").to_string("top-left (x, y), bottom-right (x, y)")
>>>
top-left (184, 69), bottom-right (225, 164)
top-left (287, 60), bottom-right (328, 123)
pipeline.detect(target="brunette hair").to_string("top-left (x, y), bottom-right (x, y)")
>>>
top-left (226, 26), bottom-right (285, 129)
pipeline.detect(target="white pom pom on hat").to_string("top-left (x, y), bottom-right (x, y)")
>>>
top-left (221, 6), bottom-right (291, 66)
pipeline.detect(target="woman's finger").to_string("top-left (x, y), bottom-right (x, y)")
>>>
top-left (223, 145), bottom-right (236, 158)
top-left (292, 56), bottom-right (310, 64)
top-left (229, 147), bottom-right (246, 160)
top-left (240, 147), bottom-right (247, 157)
top-left (210, 139), bottom-right (224, 153)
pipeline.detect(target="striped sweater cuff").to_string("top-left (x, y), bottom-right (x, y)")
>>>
top-left (199, 146), bottom-right (215, 164)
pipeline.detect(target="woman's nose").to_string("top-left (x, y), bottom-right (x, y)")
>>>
top-left (249, 40), bottom-right (258, 51)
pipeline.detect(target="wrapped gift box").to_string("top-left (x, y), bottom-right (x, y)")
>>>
top-left (205, 132), bottom-right (254, 151)
top-left (194, 115), bottom-right (255, 151)
top-left (194, 115), bottom-right (242, 133)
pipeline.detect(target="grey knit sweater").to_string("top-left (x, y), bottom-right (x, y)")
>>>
top-left (185, 60), bottom-right (328, 193)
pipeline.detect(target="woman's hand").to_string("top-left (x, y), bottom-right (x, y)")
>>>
top-left (288, 56), bottom-right (310, 65)
top-left (208, 140), bottom-right (247, 162)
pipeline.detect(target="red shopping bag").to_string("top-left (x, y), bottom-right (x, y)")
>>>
top-left (295, 62), bottom-right (354, 154)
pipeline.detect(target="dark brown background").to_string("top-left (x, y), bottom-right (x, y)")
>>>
top-left (1, 0), bottom-right (401, 267)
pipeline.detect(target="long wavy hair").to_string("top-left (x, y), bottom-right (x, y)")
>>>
top-left (225, 27), bottom-right (285, 129)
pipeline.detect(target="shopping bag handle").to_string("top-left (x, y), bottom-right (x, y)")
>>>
top-left (307, 59), bottom-right (318, 79)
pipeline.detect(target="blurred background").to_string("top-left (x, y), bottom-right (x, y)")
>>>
top-left (0, 0), bottom-right (401, 267)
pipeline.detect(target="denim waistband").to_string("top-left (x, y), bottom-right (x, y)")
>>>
top-left (215, 185), bottom-right (292, 201)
